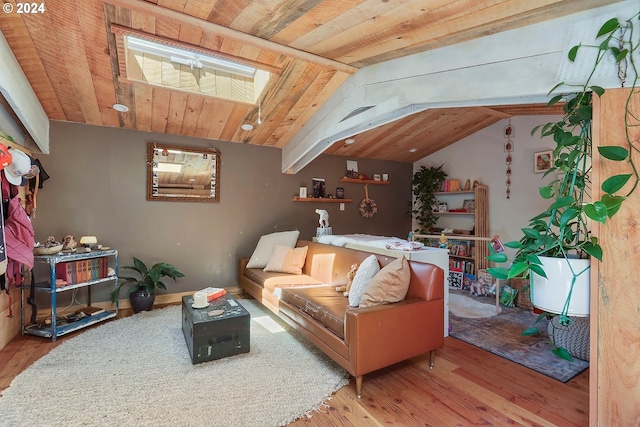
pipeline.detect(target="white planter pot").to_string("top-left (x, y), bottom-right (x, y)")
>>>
top-left (530, 256), bottom-right (590, 317)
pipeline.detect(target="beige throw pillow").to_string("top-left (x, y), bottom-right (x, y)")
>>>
top-left (359, 257), bottom-right (411, 308)
top-left (263, 245), bottom-right (308, 274)
top-left (246, 230), bottom-right (300, 268)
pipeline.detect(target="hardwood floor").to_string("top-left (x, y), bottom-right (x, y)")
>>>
top-left (287, 337), bottom-right (588, 427)
top-left (0, 321), bottom-right (588, 427)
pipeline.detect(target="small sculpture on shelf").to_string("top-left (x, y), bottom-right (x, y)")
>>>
top-left (315, 209), bottom-right (329, 228)
top-left (315, 209), bottom-right (332, 238)
top-left (439, 233), bottom-right (448, 249)
top-left (62, 235), bottom-right (77, 251)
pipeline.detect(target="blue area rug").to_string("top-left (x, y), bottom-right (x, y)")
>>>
top-left (449, 294), bottom-right (589, 382)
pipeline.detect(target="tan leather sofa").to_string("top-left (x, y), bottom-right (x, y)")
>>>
top-left (239, 240), bottom-right (445, 398)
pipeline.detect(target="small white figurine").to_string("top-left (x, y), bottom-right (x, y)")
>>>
top-left (315, 209), bottom-right (329, 228)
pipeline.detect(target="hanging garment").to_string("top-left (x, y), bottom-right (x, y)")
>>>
top-left (5, 196), bottom-right (34, 270)
top-left (0, 192), bottom-right (6, 276)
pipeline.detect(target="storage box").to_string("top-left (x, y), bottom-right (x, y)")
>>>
top-left (181, 295), bottom-right (250, 364)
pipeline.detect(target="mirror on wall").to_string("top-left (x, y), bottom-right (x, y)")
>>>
top-left (147, 142), bottom-right (220, 202)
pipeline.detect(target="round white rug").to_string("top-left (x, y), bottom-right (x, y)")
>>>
top-left (0, 300), bottom-right (349, 427)
top-left (449, 293), bottom-right (498, 319)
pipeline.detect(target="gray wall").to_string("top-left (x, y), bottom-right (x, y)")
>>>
top-left (31, 121), bottom-right (412, 303)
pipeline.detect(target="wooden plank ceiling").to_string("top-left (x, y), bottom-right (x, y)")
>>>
top-left (0, 0), bottom-right (604, 163)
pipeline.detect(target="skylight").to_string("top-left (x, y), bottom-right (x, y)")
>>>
top-left (124, 35), bottom-right (270, 104)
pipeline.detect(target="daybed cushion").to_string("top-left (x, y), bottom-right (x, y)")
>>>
top-left (281, 285), bottom-right (349, 339)
top-left (246, 230), bottom-right (300, 268)
top-left (244, 268), bottom-right (323, 293)
top-left (348, 254), bottom-right (380, 307)
top-left (360, 257), bottom-right (411, 308)
top-left (263, 245), bottom-right (308, 274)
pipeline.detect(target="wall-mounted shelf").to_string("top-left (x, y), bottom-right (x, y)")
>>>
top-left (435, 212), bottom-right (474, 216)
top-left (340, 178), bottom-right (390, 185)
top-left (434, 190), bottom-right (474, 195)
top-left (292, 197), bottom-right (352, 203)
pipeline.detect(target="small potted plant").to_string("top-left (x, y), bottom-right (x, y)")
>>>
top-left (111, 257), bottom-right (184, 313)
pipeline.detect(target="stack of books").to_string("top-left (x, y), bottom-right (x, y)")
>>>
top-left (55, 257), bottom-right (109, 284)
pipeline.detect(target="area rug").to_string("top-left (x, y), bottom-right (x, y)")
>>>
top-left (449, 292), bottom-right (498, 318)
top-left (449, 301), bottom-right (589, 382)
top-left (0, 300), bottom-right (349, 427)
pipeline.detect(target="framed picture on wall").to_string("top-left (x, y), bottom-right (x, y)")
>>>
top-left (534, 150), bottom-right (553, 173)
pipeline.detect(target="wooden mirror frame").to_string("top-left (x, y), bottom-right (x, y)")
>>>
top-left (146, 142), bottom-right (221, 203)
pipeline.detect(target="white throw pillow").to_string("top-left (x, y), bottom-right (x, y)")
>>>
top-left (348, 255), bottom-right (380, 307)
top-left (246, 230), bottom-right (300, 269)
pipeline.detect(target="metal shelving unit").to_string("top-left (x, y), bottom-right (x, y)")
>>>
top-left (22, 249), bottom-right (119, 341)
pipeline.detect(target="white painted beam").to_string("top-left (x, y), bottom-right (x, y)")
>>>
top-left (0, 102), bottom-right (26, 145)
top-left (0, 30), bottom-right (49, 153)
top-left (283, 0), bottom-right (639, 173)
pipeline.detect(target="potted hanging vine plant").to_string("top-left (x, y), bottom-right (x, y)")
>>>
top-left (486, 14), bottom-right (639, 360)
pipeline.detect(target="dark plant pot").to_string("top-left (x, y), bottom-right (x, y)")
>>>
top-left (129, 288), bottom-right (155, 313)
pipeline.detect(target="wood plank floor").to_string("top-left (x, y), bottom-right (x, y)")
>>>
top-left (0, 316), bottom-right (588, 426)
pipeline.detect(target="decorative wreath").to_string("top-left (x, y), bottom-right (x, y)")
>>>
top-left (359, 198), bottom-right (377, 218)
top-left (359, 185), bottom-right (377, 218)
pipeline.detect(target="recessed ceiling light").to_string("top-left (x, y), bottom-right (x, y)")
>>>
top-left (241, 124), bottom-right (254, 131)
top-left (409, 147), bottom-right (418, 153)
top-left (112, 103), bottom-right (129, 112)
top-left (345, 138), bottom-right (355, 145)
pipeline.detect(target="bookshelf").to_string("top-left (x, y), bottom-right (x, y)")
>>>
top-left (417, 184), bottom-right (489, 278)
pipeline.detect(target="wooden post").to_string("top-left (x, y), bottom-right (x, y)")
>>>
top-left (591, 87), bottom-right (640, 425)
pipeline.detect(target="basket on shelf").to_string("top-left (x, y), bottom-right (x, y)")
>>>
top-left (33, 244), bottom-right (64, 255)
top-left (508, 277), bottom-right (533, 311)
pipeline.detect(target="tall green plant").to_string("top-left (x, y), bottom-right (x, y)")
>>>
top-left (410, 165), bottom-right (447, 234)
top-left (486, 14), bottom-right (639, 359)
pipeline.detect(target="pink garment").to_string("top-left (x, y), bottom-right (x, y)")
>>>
top-left (5, 197), bottom-right (34, 269)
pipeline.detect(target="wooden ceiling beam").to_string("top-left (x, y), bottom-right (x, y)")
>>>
top-left (105, 0), bottom-right (358, 74)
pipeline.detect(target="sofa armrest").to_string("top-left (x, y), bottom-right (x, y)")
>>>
top-left (239, 257), bottom-right (250, 278)
top-left (345, 298), bottom-right (444, 376)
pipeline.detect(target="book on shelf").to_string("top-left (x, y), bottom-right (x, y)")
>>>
top-left (450, 242), bottom-right (470, 257)
top-left (75, 306), bottom-right (106, 316)
top-left (440, 179), bottom-right (461, 192)
top-left (449, 258), bottom-right (475, 275)
top-left (55, 258), bottom-right (109, 284)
